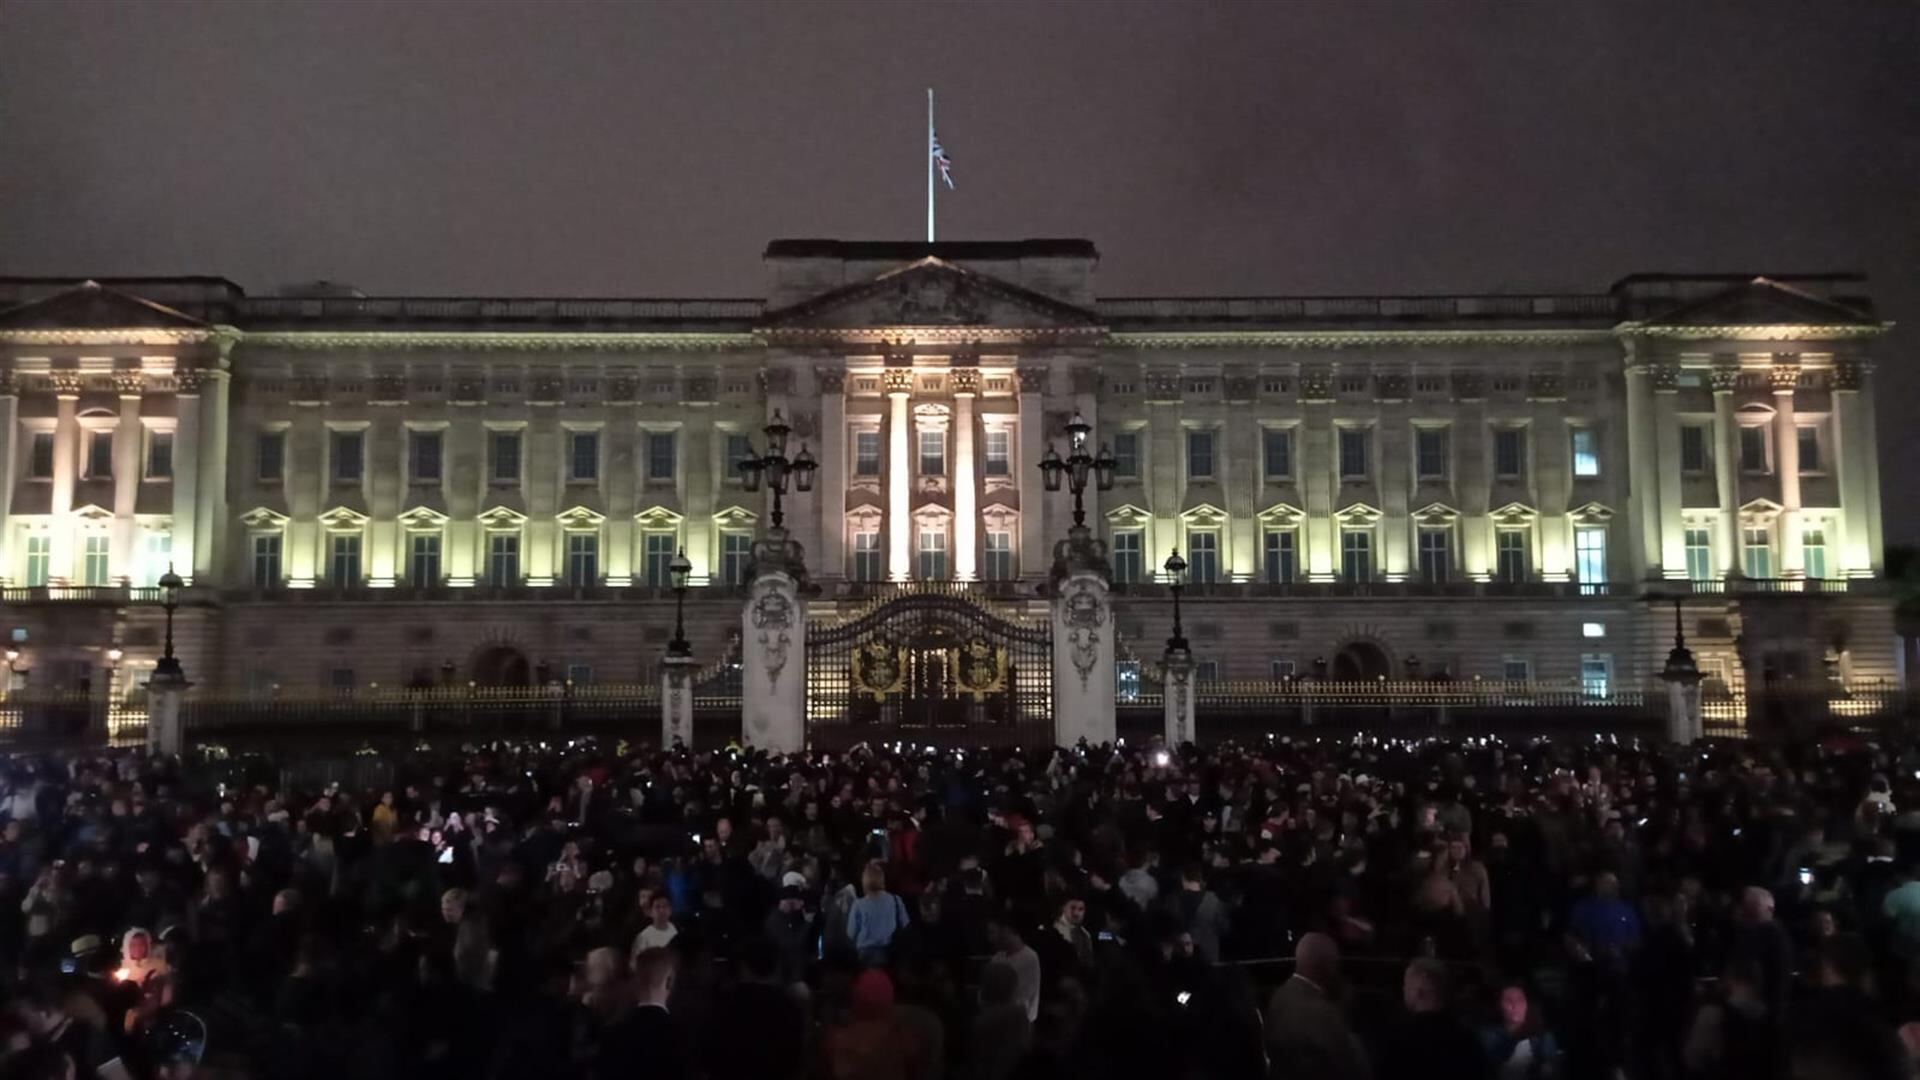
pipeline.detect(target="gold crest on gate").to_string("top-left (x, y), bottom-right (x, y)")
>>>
top-left (852, 640), bottom-right (906, 701)
top-left (951, 638), bottom-right (1007, 700)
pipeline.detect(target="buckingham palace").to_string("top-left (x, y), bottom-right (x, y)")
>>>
top-left (0, 238), bottom-right (1901, 740)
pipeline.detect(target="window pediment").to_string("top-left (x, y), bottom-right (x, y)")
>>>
top-left (712, 505), bottom-right (757, 527)
top-left (1258, 502), bottom-right (1304, 526)
top-left (1181, 503), bottom-right (1228, 525)
top-left (1490, 501), bottom-right (1537, 526)
top-left (477, 505), bottom-right (527, 529)
top-left (1106, 503), bottom-right (1151, 526)
top-left (240, 507), bottom-right (290, 530)
top-left (633, 506), bottom-right (683, 527)
top-left (1569, 501), bottom-right (1614, 525)
top-left (318, 506), bottom-right (370, 529)
top-left (557, 506), bottom-right (607, 529)
top-left (1335, 502), bottom-right (1382, 525)
top-left (981, 503), bottom-right (1019, 530)
top-left (70, 503), bottom-right (113, 523)
top-left (846, 505), bottom-right (885, 527)
top-left (397, 506), bottom-right (449, 529)
top-left (1413, 502), bottom-right (1460, 526)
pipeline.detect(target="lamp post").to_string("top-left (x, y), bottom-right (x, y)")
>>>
top-left (1659, 594), bottom-right (1703, 744)
top-left (667, 548), bottom-right (694, 659)
top-left (739, 410), bottom-right (818, 532)
top-left (154, 565), bottom-right (184, 682)
top-left (1037, 411), bottom-right (1115, 530)
top-left (1162, 548), bottom-right (1195, 746)
top-left (1163, 548), bottom-right (1189, 654)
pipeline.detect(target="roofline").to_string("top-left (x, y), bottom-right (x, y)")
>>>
top-left (764, 238), bottom-right (1099, 261)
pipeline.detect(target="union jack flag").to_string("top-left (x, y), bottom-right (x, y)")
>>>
top-left (931, 130), bottom-right (955, 189)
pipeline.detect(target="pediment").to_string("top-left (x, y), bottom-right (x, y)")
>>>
top-left (476, 505), bottom-right (527, 528)
top-left (634, 506), bottom-right (683, 527)
top-left (318, 506), bottom-right (369, 528)
top-left (0, 281), bottom-right (209, 331)
top-left (1335, 501), bottom-right (1383, 524)
top-left (712, 505), bottom-right (758, 527)
top-left (1740, 498), bottom-right (1785, 515)
top-left (1413, 502), bottom-right (1461, 524)
top-left (398, 505), bottom-right (449, 528)
top-left (1490, 501), bottom-right (1537, 526)
top-left (1180, 502), bottom-right (1228, 524)
top-left (557, 505), bottom-right (606, 529)
top-left (240, 506), bottom-right (290, 529)
top-left (71, 503), bottom-right (113, 523)
top-left (760, 258), bottom-right (1101, 334)
top-left (1569, 501), bottom-right (1615, 524)
top-left (1105, 502), bottom-right (1151, 525)
top-left (1257, 502), bottom-right (1304, 523)
top-left (1641, 278), bottom-right (1876, 329)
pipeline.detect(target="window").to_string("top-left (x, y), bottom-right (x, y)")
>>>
top-left (330, 534), bottom-right (362, 587)
top-left (1264, 429), bottom-right (1293, 479)
top-left (1685, 527), bottom-right (1713, 581)
top-left (81, 535), bottom-right (110, 586)
top-left (1574, 526), bottom-right (1607, 590)
top-left (569, 432), bottom-right (599, 482)
top-left (1116, 661), bottom-right (1141, 702)
top-left (1417, 529), bottom-right (1451, 582)
top-left (1496, 530), bottom-right (1528, 583)
top-left (486, 533), bottom-right (519, 588)
top-left (852, 531), bottom-right (883, 582)
top-left (1797, 426), bottom-right (1822, 472)
top-left (984, 430), bottom-right (1011, 476)
top-left (645, 432), bottom-right (676, 482)
top-left (1194, 660), bottom-right (1220, 682)
top-left (1270, 659), bottom-right (1297, 680)
top-left (854, 431), bottom-right (882, 477)
top-left (28, 432), bottom-right (54, 480)
top-left (566, 664), bottom-right (595, 686)
top-left (1739, 426), bottom-right (1768, 472)
top-left (409, 534), bottom-right (441, 585)
top-left (141, 531), bottom-right (171, 587)
top-left (1803, 528), bottom-right (1828, 580)
top-left (490, 431), bottom-right (521, 483)
top-left (1263, 530), bottom-right (1296, 584)
top-left (1581, 654), bottom-right (1613, 699)
top-left (1338, 429), bottom-right (1369, 479)
top-left (1111, 529), bottom-right (1143, 584)
top-left (1742, 526), bottom-right (1772, 579)
top-left (329, 430), bottom-right (362, 483)
top-left (984, 530), bottom-right (1014, 580)
top-left (1187, 430), bottom-right (1215, 480)
top-left (1112, 432), bottom-right (1139, 478)
top-left (24, 535), bottom-right (50, 587)
top-left (919, 430), bottom-right (946, 476)
top-left (917, 527), bottom-right (948, 580)
top-left (1680, 425), bottom-right (1709, 474)
top-left (409, 430), bottom-right (443, 483)
top-left (1415, 428), bottom-right (1447, 480)
top-left (1493, 428), bottom-right (1526, 479)
top-left (1502, 657), bottom-right (1532, 681)
top-left (1340, 529), bottom-right (1372, 583)
top-left (1187, 531), bottom-right (1219, 584)
top-left (145, 431), bottom-right (173, 479)
top-left (258, 431), bottom-right (285, 483)
top-left (251, 534), bottom-right (281, 588)
top-left (642, 533), bottom-right (677, 587)
top-left (565, 533), bottom-right (599, 587)
top-left (1582, 622), bottom-right (1606, 639)
top-left (1571, 427), bottom-right (1600, 477)
top-left (85, 430), bottom-right (113, 479)
top-left (724, 434), bottom-right (754, 478)
top-left (721, 532), bottom-right (754, 587)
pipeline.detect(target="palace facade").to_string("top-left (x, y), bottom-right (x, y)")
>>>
top-left (0, 239), bottom-right (1899, 721)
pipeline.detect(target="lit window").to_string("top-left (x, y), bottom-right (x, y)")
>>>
top-left (81, 534), bottom-right (110, 586)
top-left (919, 430), bottom-right (946, 476)
top-left (1415, 429), bottom-right (1447, 480)
top-left (854, 431), bottom-right (881, 477)
top-left (1571, 427), bottom-right (1600, 477)
top-left (1803, 528), bottom-right (1828, 580)
top-left (486, 533), bottom-right (519, 588)
top-left (917, 527), bottom-right (948, 580)
top-left (1743, 525), bottom-right (1773, 579)
top-left (24, 535), bottom-right (50, 587)
top-left (141, 531), bottom-right (172, 587)
top-left (1582, 622), bottom-right (1606, 639)
top-left (330, 534), bottom-right (362, 587)
top-left (984, 430), bottom-right (1011, 476)
top-left (1111, 529), bottom-right (1143, 584)
top-left (1496, 530), bottom-right (1529, 583)
top-left (85, 430), bottom-right (113, 479)
top-left (1581, 654), bottom-right (1612, 699)
top-left (409, 430), bottom-right (442, 483)
top-left (1187, 431), bottom-right (1215, 480)
top-left (1684, 528), bottom-right (1713, 581)
top-left (984, 531), bottom-right (1014, 580)
top-left (1187, 531), bottom-right (1219, 584)
top-left (251, 534), bottom-right (282, 588)
top-left (1574, 526), bottom-right (1606, 591)
top-left (565, 532), bottom-right (599, 587)
top-left (852, 531), bottom-right (883, 582)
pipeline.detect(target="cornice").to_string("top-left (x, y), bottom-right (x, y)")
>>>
top-left (1110, 328), bottom-right (1618, 349)
top-left (238, 330), bottom-right (756, 352)
top-left (0, 327), bottom-right (225, 346)
top-left (758, 325), bottom-right (1105, 347)
top-left (1617, 321), bottom-right (1892, 342)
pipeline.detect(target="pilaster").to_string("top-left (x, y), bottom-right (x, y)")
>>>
top-left (1770, 359), bottom-right (1802, 577)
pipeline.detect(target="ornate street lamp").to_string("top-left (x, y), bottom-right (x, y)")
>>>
top-left (1037, 411), bottom-right (1115, 530)
top-left (1163, 548), bottom-right (1190, 653)
top-left (154, 565), bottom-right (185, 681)
top-left (739, 410), bottom-right (818, 532)
top-left (667, 548), bottom-right (694, 658)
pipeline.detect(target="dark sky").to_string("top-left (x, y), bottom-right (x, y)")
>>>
top-left (2, 1), bottom-right (1916, 536)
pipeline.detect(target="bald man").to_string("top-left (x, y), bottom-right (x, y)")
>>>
top-left (1266, 932), bottom-right (1370, 1080)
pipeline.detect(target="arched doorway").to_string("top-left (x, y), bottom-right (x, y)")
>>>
top-left (471, 644), bottom-right (532, 687)
top-left (1331, 640), bottom-right (1391, 680)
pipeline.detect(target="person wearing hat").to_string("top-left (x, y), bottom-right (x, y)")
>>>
top-left (763, 883), bottom-right (817, 990)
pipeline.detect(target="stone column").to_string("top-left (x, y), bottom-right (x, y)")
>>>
top-left (952, 370), bottom-right (978, 580)
top-left (1770, 361), bottom-right (1802, 577)
top-left (1455, 376), bottom-right (1491, 577)
top-left (111, 371), bottom-right (143, 583)
top-left (145, 668), bottom-right (190, 757)
top-left (1654, 374), bottom-right (1685, 577)
top-left (194, 363), bottom-right (231, 585)
top-left (885, 367), bottom-right (912, 581)
top-left (741, 554), bottom-right (806, 752)
top-left (1710, 359), bottom-right (1740, 576)
top-left (170, 371), bottom-right (203, 584)
top-left (660, 652), bottom-right (696, 748)
top-left (1163, 645), bottom-right (1196, 746)
top-left (816, 366), bottom-right (847, 581)
top-left (1301, 371), bottom-right (1335, 580)
top-left (0, 364), bottom-right (15, 577)
top-left (1018, 367), bottom-right (1048, 582)
top-left (1053, 564), bottom-right (1116, 746)
top-left (1377, 387), bottom-right (1410, 579)
top-left (49, 371), bottom-right (81, 583)
top-left (1623, 360), bottom-right (1660, 581)
top-left (1831, 356), bottom-right (1877, 575)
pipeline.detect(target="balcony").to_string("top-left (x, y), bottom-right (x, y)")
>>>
top-left (2, 584), bottom-right (169, 605)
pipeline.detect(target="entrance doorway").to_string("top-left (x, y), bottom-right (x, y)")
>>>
top-left (1331, 640), bottom-right (1391, 680)
top-left (471, 644), bottom-right (532, 687)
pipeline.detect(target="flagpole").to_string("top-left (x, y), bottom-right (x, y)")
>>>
top-left (927, 87), bottom-right (935, 243)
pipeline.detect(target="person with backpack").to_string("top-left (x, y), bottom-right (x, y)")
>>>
top-left (847, 861), bottom-right (910, 967)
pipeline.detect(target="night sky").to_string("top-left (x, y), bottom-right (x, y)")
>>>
top-left (2, 1), bottom-right (1915, 537)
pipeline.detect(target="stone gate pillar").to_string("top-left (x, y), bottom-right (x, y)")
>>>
top-left (146, 667), bottom-right (190, 757)
top-left (660, 653), bottom-right (696, 749)
top-left (1050, 526), bottom-right (1115, 746)
top-left (742, 531), bottom-right (807, 753)
top-left (1163, 644), bottom-right (1196, 746)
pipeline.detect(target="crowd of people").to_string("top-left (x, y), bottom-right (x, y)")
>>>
top-left (0, 728), bottom-right (1916, 1079)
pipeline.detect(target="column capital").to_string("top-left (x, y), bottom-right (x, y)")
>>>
top-left (949, 366), bottom-right (981, 396)
top-left (1708, 361), bottom-right (1741, 393)
top-left (1768, 363), bottom-right (1801, 394)
top-left (814, 365), bottom-right (847, 395)
top-left (175, 367), bottom-right (209, 396)
top-left (1016, 366), bottom-right (1048, 394)
top-left (1833, 355), bottom-right (1874, 392)
top-left (111, 370), bottom-right (146, 398)
top-left (881, 367), bottom-right (913, 396)
top-left (49, 370), bottom-right (85, 398)
top-left (1649, 362), bottom-right (1681, 392)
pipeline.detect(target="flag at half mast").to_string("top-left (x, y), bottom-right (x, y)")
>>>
top-left (931, 130), bottom-right (954, 189)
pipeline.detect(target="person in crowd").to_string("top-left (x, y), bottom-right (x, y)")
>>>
top-left (847, 861), bottom-right (909, 967)
top-left (632, 892), bottom-right (679, 956)
top-left (825, 968), bottom-right (926, 1080)
top-left (967, 961), bottom-right (1031, 1080)
top-left (1479, 982), bottom-right (1561, 1080)
top-left (1374, 957), bottom-right (1487, 1080)
top-left (984, 915), bottom-right (1040, 1023)
top-left (1265, 931), bottom-right (1368, 1080)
